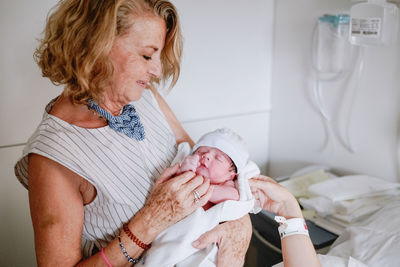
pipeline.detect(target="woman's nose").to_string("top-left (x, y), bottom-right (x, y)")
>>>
top-left (148, 58), bottom-right (162, 78)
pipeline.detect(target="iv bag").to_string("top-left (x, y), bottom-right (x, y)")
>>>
top-left (350, 0), bottom-right (399, 46)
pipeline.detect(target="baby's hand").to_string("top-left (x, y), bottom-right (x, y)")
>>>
top-left (179, 154), bottom-right (200, 174)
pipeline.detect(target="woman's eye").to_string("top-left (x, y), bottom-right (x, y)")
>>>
top-left (143, 55), bottom-right (151, 60)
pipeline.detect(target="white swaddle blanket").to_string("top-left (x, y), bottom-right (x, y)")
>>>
top-left (139, 142), bottom-right (261, 267)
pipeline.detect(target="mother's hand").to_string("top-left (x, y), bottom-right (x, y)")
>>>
top-left (140, 163), bottom-right (213, 235)
top-left (249, 175), bottom-right (302, 219)
top-left (192, 215), bottom-right (252, 267)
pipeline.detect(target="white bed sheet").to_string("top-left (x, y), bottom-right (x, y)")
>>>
top-left (326, 195), bottom-right (400, 267)
top-left (274, 195), bottom-right (400, 267)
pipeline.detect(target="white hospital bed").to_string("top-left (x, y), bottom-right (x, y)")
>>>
top-left (275, 169), bottom-right (400, 267)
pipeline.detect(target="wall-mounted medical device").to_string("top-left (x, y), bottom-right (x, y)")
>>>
top-left (310, 0), bottom-right (399, 153)
top-left (350, 0), bottom-right (399, 46)
top-left (311, 14), bottom-right (358, 153)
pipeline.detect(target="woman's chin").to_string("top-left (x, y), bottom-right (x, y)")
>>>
top-left (125, 89), bottom-right (144, 103)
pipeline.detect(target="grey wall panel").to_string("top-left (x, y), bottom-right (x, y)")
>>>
top-left (0, 146), bottom-right (36, 267)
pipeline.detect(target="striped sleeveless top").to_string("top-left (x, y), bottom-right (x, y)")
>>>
top-left (14, 89), bottom-right (178, 258)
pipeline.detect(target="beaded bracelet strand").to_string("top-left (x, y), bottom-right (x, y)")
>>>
top-left (118, 234), bottom-right (140, 264)
top-left (123, 223), bottom-right (152, 250)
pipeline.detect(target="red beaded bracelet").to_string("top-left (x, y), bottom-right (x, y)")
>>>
top-left (122, 223), bottom-right (152, 250)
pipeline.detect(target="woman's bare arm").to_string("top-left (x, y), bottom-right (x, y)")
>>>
top-left (28, 154), bottom-right (211, 266)
top-left (29, 154), bottom-right (143, 266)
top-left (29, 154), bottom-right (85, 266)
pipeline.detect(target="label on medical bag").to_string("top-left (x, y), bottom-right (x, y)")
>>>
top-left (351, 17), bottom-right (381, 38)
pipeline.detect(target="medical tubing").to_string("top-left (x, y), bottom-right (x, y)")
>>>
top-left (310, 21), bottom-right (333, 151)
top-left (341, 46), bottom-right (365, 153)
top-left (311, 21), bottom-right (347, 122)
top-left (310, 16), bottom-right (361, 153)
top-left (311, 23), bottom-right (330, 121)
top-left (313, 76), bottom-right (331, 121)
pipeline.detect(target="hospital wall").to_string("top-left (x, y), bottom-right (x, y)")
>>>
top-left (268, 0), bottom-right (400, 182)
top-left (0, 0), bottom-right (272, 266)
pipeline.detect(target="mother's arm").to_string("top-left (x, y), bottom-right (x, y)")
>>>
top-left (28, 153), bottom-right (210, 266)
top-left (152, 89), bottom-right (253, 266)
top-left (249, 175), bottom-right (321, 267)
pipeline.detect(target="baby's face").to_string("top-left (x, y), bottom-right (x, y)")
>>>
top-left (193, 146), bottom-right (236, 184)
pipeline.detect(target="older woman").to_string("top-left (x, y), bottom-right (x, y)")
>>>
top-left (14, 0), bottom-right (252, 266)
top-left (14, 0), bottom-right (321, 266)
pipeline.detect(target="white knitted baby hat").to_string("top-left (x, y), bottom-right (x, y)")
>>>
top-left (193, 128), bottom-right (249, 174)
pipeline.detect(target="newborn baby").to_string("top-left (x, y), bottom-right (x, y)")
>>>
top-left (179, 146), bottom-right (239, 210)
top-left (139, 128), bottom-right (255, 267)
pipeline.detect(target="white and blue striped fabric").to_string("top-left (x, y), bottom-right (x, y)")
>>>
top-left (14, 89), bottom-right (178, 258)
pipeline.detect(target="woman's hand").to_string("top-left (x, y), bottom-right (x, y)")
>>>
top-left (249, 175), bottom-right (303, 219)
top-left (192, 215), bottom-right (252, 267)
top-left (137, 163), bottom-right (213, 237)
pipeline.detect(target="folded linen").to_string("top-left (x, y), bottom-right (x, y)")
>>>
top-left (308, 175), bottom-right (400, 202)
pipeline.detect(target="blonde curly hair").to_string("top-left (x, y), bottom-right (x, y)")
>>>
top-left (34, 0), bottom-right (182, 104)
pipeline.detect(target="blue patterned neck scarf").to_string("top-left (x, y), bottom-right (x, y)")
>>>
top-left (87, 98), bottom-right (145, 141)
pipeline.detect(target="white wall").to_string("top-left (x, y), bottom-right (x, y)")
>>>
top-left (268, 0), bottom-right (400, 182)
top-left (167, 0), bottom-right (273, 173)
top-left (0, 0), bottom-right (62, 147)
top-left (0, 1), bottom-right (273, 266)
top-left (1, 1), bottom-right (59, 266)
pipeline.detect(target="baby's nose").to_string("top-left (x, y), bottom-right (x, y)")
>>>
top-left (200, 153), bottom-right (210, 164)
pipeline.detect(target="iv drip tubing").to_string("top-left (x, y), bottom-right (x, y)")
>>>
top-left (310, 17), bottom-right (361, 153)
top-left (342, 46), bottom-right (365, 153)
top-left (314, 75), bottom-right (331, 121)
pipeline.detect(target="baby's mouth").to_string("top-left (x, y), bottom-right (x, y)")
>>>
top-left (196, 166), bottom-right (209, 179)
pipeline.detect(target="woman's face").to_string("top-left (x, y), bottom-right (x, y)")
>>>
top-left (106, 14), bottom-right (166, 108)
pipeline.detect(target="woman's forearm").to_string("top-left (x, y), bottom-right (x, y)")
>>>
top-left (248, 176), bottom-right (321, 267)
top-left (77, 211), bottom-right (154, 267)
top-left (276, 192), bottom-right (320, 266)
top-left (281, 235), bottom-right (321, 267)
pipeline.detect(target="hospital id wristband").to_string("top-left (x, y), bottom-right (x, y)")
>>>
top-left (274, 216), bottom-right (309, 239)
